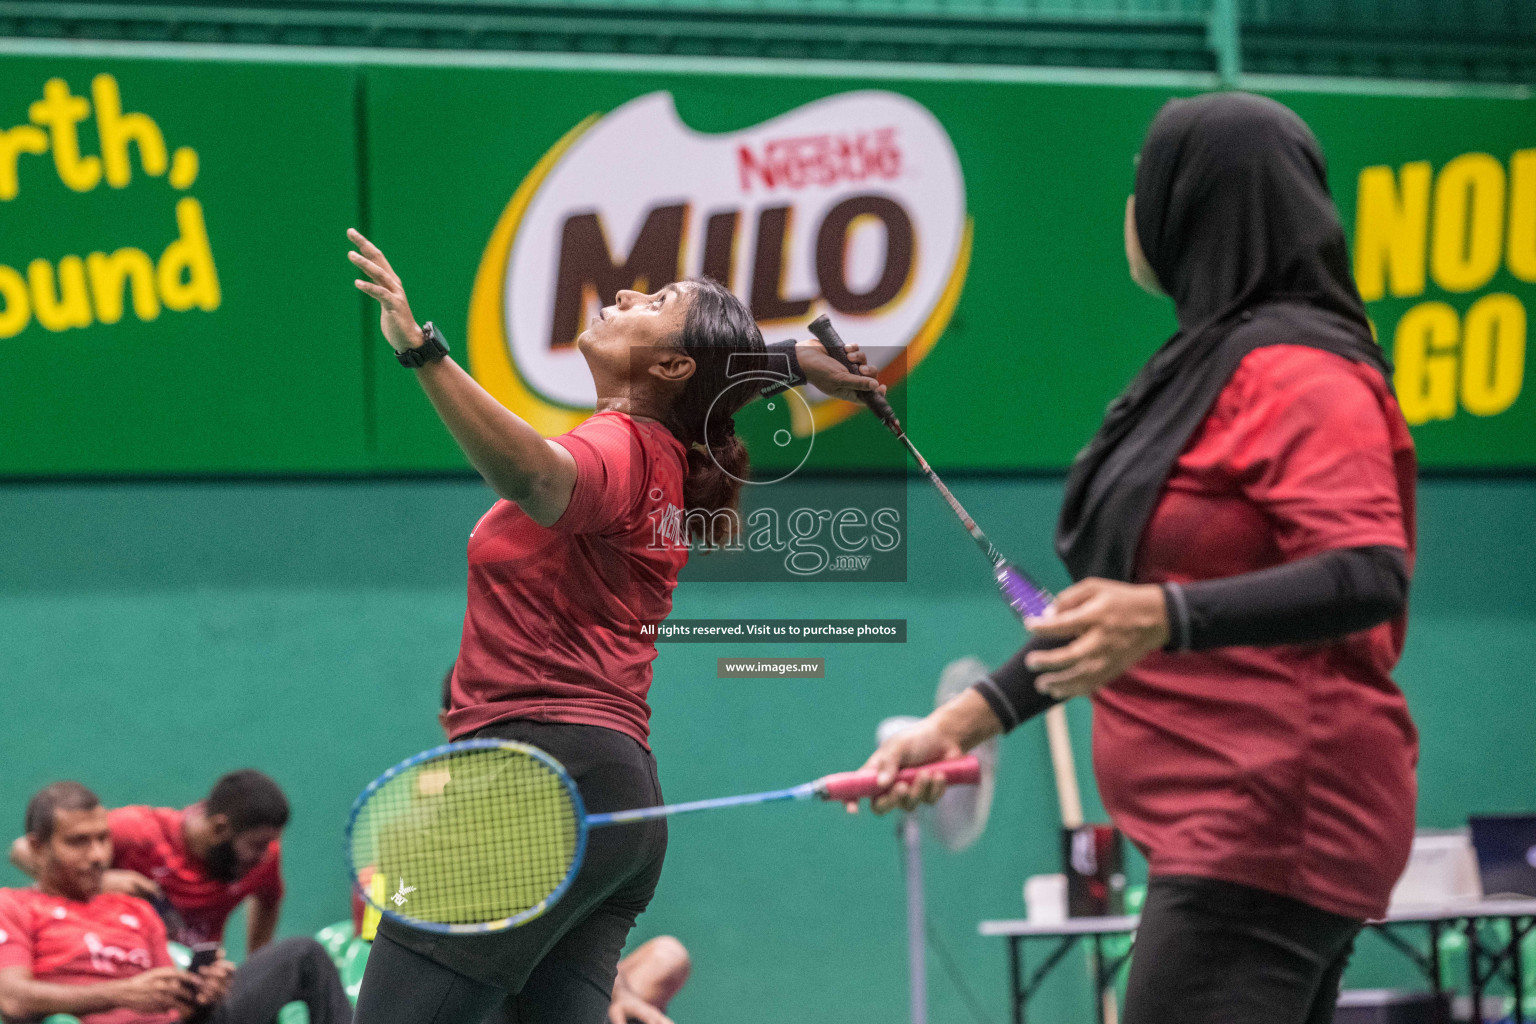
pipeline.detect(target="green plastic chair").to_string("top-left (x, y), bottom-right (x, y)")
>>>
top-left (312, 920), bottom-right (371, 1005)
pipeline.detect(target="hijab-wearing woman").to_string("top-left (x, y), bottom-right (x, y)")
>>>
top-left (342, 229), bottom-right (878, 1024)
top-left (856, 93), bottom-right (1418, 1024)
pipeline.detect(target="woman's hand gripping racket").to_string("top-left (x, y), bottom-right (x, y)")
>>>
top-left (347, 739), bottom-right (980, 934)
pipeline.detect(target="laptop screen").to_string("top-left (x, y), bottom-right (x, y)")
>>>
top-left (1469, 815), bottom-right (1536, 898)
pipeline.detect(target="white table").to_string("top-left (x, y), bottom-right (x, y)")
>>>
top-left (979, 898), bottom-right (1536, 1024)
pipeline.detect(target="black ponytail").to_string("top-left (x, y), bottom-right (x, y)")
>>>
top-left (663, 278), bottom-right (765, 546)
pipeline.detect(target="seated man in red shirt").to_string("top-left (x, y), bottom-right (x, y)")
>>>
top-left (11, 772), bottom-right (287, 952)
top-left (0, 782), bottom-right (351, 1024)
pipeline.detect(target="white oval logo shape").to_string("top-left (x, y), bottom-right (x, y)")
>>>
top-left (469, 90), bottom-right (970, 436)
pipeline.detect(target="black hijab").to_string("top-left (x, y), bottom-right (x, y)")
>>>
top-left (1054, 91), bottom-right (1392, 583)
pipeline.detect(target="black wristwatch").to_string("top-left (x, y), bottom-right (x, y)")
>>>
top-left (396, 322), bottom-right (450, 368)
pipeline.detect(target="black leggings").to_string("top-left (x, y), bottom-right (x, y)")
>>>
top-left (354, 720), bottom-right (667, 1024)
top-left (1123, 876), bottom-right (1362, 1024)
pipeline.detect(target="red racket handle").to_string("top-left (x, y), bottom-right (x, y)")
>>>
top-left (817, 756), bottom-right (981, 802)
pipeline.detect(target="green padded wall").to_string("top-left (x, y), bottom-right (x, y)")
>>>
top-left (0, 474), bottom-right (1530, 1021)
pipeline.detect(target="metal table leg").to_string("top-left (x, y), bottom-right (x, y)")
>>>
top-left (1429, 921), bottom-right (1448, 1024)
top-left (1009, 937), bottom-right (1023, 1024)
top-left (1092, 934), bottom-right (1105, 1024)
top-left (1511, 916), bottom-right (1527, 1024)
top-left (1467, 917), bottom-right (1487, 1023)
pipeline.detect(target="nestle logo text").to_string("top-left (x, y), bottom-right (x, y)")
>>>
top-left (738, 128), bottom-right (901, 192)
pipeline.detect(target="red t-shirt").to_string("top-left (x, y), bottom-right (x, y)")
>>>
top-left (0, 887), bottom-right (177, 1024)
top-left (446, 411), bottom-right (691, 749)
top-left (1093, 345), bottom-right (1420, 920)
top-left (106, 805), bottom-right (283, 946)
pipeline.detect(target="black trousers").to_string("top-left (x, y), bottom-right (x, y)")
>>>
top-left (1123, 876), bottom-right (1363, 1024)
top-left (354, 720), bottom-right (667, 1024)
top-left (205, 937), bottom-right (353, 1024)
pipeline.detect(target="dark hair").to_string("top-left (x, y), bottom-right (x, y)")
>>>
top-left (25, 781), bottom-right (100, 841)
top-left (206, 770), bottom-right (290, 833)
top-left (663, 278), bottom-right (765, 546)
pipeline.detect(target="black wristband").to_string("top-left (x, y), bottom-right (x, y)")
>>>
top-left (759, 339), bottom-right (807, 397)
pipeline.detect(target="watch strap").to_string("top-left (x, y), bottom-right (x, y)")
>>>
top-left (396, 322), bottom-right (450, 368)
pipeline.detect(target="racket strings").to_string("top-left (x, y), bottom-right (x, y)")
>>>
top-left (351, 746), bottom-right (580, 927)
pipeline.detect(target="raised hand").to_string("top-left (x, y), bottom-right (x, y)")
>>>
top-left (347, 228), bottom-right (424, 354)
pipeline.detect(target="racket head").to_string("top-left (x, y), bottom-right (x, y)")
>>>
top-left (345, 739), bottom-right (588, 935)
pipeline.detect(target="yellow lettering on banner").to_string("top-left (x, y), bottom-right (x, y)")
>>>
top-left (157, 197), bottom-right (220, 312)
top-left (1355, 162), bottom-right (1430, 301)
top-left (0, 77), bottom-right (222, 341)
top-left (1508, 149), bottom-right (1536, 283)
top-left (1431, 153), bottom-right (1505, 293)
top-left (0, 125), bottom-right (47, 201)
top-left (28, 78), bottom-right (100, 193)
top-left (168, 147), bottom-right (198, 190)
top-left (29, 255), bottom-right (92, 332)
top-left (88, 248), bottom-right (160, 324)
top-left (1393, 301), bottom-right (1460, 425)
top-left (1460, 292), bottom-right (1525, 416)
top-left (92, 74), bottom-right (167, 188)
top-left (0, 265), bottom-right (30, 337)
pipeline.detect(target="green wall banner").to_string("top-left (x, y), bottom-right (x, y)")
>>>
top-left (0, 57), bottom-right (363, 475)
top-left (3, 52), bottom-right (1532, 474)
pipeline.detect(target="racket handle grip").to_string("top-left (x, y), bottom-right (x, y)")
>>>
top-left (806, 315), bottom-right (902, 431)
top-left (818, 756), bottom-right (981, 802)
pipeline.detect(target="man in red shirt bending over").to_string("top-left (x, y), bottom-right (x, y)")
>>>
top-left (0, 782), bottom-right (351, 1024)
top-left (11, 772), bottom-right (286, 952)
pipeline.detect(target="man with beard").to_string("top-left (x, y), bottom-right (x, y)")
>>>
top-left (11, 771), bottom-right (287, 952)
top-left (0, 781), bottom-right (350, 1024)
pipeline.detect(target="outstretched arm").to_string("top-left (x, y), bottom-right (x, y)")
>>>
top-left (347, 229), bottom-right (577, 526)
top-left (246, 894), bottom-right (280, 954)
top-left (844, 688), bottom-right (1004, 815)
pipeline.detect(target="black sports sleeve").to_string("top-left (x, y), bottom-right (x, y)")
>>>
top-left (1161, 544), bottom-right (1408, 652)
top-left (970, 637), bottom-right (1063, 732)
top-left (969, 545), bottom-right (1407, 734)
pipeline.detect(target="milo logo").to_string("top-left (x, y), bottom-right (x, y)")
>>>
top-left (468, 90), bottom-right (971, 436)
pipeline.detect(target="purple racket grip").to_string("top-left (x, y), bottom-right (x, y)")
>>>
top-left (995, 562), bottom-right (1052, 621)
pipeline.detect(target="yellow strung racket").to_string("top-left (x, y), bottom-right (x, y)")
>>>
top-left (347, 739), bottom-right (980, 934)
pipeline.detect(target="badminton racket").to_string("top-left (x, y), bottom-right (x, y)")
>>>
top-left (807, 315), bottom-right (1084, 827)
top-left (807, 315), bottom-right (1051, 620)
top-left (347, 739), bottom-right (980, 934)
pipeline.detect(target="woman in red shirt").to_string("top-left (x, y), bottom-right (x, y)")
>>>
top-left (856, 93), bottom-right (1417, 1024)
top-left (343, 230), bottom-right (878, 1024)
